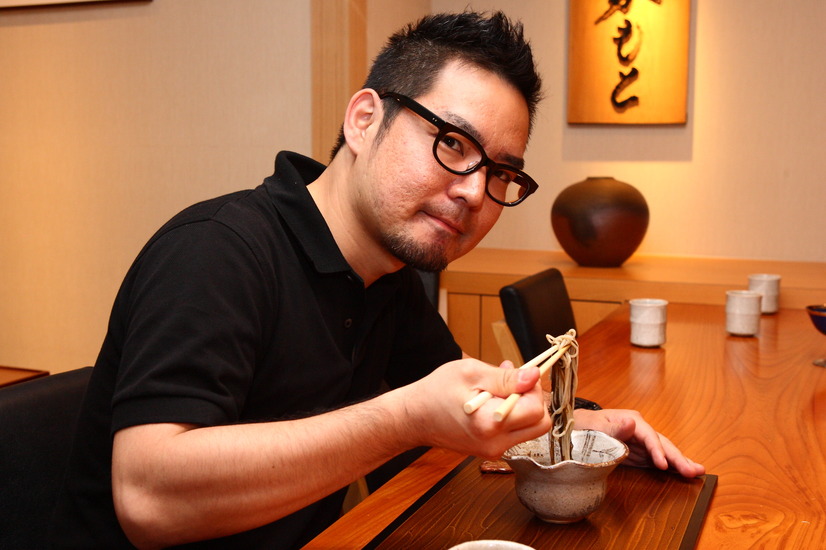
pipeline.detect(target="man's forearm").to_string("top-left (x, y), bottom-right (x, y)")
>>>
top-left (112, 387), bottom-right (417, 548)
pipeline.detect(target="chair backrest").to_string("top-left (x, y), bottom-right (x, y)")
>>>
top-left (0, 366), bottom-right (92, 548)
top-left (500, 268), bottom-right (577, 361)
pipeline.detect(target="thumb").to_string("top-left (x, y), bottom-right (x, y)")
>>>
top-left (491, 364), bottom-right (540, 396)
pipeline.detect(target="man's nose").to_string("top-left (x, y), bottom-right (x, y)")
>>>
top-left (448, 166), bottom-right (487, 207)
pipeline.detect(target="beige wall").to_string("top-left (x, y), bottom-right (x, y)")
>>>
top-left (0, 0), bottom-right (311, 372)
top-left (432, 0), bottom-right (826, 263)
top-left (366, 0), bottom-right (429, 64)
top-left (2, 0), bottom-right (825, 373)
top-left (309, 0), bottom-right (430, 163)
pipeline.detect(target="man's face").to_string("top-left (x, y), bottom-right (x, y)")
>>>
top-left (354, 61), bottom-right (531, 271)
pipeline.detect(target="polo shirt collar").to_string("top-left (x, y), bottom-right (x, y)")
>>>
top-left (264, 151), bottom-right (358, 276)
top-left (264, 151), bottom-right (408, 300)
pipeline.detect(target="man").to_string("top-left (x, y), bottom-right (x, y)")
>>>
top-left (50, 11), bottom-right (703, 549)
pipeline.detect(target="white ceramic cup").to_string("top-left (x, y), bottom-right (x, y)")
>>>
top-left (748, 273), bottom-right (781, 314)
top-left (726, 290), bottom-right (762, 336)
top-left (629, 298), bottom-right (668, 347)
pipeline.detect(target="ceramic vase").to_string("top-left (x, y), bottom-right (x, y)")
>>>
top-left (551, 177), bottom-right (649, 267)
top-left (502, 430), bottom-right (628, 523)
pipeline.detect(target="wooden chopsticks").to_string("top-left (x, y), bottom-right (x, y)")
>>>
top-left (462, 338), bottom-right (574, 422)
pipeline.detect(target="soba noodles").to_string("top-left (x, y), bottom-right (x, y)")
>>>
top-left (546, 329), bottom-right (579, 463)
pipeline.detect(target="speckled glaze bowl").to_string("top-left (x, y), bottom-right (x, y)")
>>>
top-left (502, 430), bottom-right (628, 523)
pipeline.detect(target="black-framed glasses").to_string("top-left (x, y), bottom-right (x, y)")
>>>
top-left (378, 92), bottom-right (538, 207)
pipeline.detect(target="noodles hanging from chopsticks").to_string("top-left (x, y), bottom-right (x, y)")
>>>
top-left (547, 329), bottom-right (579, 464)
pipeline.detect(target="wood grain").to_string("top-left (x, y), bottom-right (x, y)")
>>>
top-left (305, 303), bottom-right (826, 549)
top-left (301, 448), bottom-right (466, 550)
top-left (576, 304), bottom-right (826, 549)
top-left (367, 459), bottom-right (712, 550)
top-left (310, 0), bottom-right (366, 163)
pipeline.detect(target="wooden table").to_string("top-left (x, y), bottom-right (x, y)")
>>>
top-left (304, 303), bottom-right (826, 549)
top-left (0, 366), bottom-right (48, 388)
top-left (575, 303), bottom-right (826, 549)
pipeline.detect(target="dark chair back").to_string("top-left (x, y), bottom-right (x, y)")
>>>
top-left (500, 268), bottom-right (577, 361)
top-left (0, 367), bottom-right (92, 548)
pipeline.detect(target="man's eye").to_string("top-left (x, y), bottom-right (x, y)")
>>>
top-left (493, 169), bottom-right (514, 183)
top-left (441, 135), bottom-right (464, 154)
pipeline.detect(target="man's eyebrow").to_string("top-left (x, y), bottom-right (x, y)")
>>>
top-left (500, 153), bottom-right (525, 170)
top-left (444, 110), bottom-right (526, 170)
top-left (443, 110), bottom-right (482, 141)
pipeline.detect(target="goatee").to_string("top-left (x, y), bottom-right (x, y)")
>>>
top-left (383, 232), bottom-right (449, 272)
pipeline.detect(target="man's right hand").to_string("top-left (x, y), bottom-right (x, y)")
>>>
top-left (398, 358), bottom-right (552, 458)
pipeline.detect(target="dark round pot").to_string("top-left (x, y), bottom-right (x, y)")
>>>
top-left (551, 177), bottom-right (649, 267)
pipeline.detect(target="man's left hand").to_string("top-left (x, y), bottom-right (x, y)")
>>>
top-left (573, 408), bottom-right (705, 478)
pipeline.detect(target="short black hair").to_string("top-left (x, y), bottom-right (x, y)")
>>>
top-left (329, 10), bottom-right (542, 161)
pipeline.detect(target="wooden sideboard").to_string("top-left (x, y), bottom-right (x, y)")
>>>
top-left (441, 248), bottom-right (826, 364)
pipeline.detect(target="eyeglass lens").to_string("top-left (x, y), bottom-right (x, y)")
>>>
top-left (434, 129), bottom-right (530, 205)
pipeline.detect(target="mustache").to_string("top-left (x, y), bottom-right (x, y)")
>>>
top-left (424, 203), bottom-right (470, 233)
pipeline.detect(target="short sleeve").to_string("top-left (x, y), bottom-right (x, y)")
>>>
top-left (111, 221), bottom-right (273, 432)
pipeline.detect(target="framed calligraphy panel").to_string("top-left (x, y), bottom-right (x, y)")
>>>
top-left (567, 0), bottom-right (690, 125)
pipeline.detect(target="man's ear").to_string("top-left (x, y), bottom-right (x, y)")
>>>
top-left (341, 89), bottom-right (382, 156)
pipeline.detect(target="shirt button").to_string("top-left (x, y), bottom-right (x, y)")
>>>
top-left (344, 318), bottom-right (353, 329)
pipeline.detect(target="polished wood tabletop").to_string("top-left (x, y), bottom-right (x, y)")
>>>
top-left (574, 303), bottom-right (826, 549)
top-left (305, 303), bottom-right (826, 549)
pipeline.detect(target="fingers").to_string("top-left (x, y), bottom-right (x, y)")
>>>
top-left (658, 434), bottom-right (705, 477)
top-left (620, 413), bottom-right (669, 470)
top-left (630, 419), bottom-right (706, 477)
top-left (574, 408), bottom-right (705, 479)
top-left (466, 361), bottom-right (547, 431)
top-left (409, 358), bottom-right (554, 459)
top-left (463, 361), bottom-right (541, 416)
top-left (496, 361), bottom-right (541, 395)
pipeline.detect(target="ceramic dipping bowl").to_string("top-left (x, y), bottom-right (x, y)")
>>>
top-left (503, 430), bottom-right (628, 523)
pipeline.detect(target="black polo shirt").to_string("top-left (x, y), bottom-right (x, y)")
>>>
top-left (50, 151), bottom-right (462, 549)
